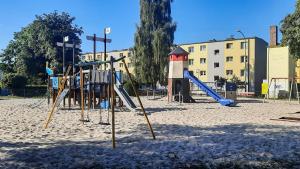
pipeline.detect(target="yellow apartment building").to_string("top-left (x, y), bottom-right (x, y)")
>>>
top-left (82, 37), bottom-right (268, 94)
top-left (267, 46), bottom-right (300, 98)
top-left (179, 37), bottom-right (268, 93)
top-left (82, 49), bottom-right (135, 75)
top-left (180, 43), bottom-right (208, 82)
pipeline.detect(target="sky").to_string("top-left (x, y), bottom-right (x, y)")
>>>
top-left (0, 0), bottom-right (297, 53)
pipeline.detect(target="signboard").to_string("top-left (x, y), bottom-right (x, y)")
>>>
top-left (56, 42), bottom-right (81, 48)
top-left (55, 89), bottom-right (69, 107)
top-left (64, 36), bottom-right (69, 42)
top-left (261, 83), bottom-right (268, 95)
top-left (86, 36), bottom-right (112, 43)
top-left (52, 77), bottom-right (59, 89)
top-left (105, 27), bottom-right (111, 34)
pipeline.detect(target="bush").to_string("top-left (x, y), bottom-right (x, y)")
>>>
top-left (1, 73), bottom-right (27, 89)
top-left (12, 75), bottom-right (27, 89)
top-left (123, 80), bottom-right (138, 96)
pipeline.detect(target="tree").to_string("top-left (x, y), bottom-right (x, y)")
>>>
top-left (0, 11), bottom-right (83, 85)
top-left (134, 0), bottom-right (176, 86)
top-left (281, 0), bottom-right (300, 59)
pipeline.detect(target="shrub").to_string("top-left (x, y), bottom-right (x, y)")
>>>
top-left (1, 73), bottom-right (27, 89)
top-left (123, 80), bottom-right (138, 96)
top-left (11, 75), bottom-right (27, 89)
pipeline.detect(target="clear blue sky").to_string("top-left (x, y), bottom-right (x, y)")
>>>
top-left (0, 0), bottom-right (296, 53)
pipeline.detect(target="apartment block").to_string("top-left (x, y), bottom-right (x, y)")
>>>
top-left (180, 37), bottom-right (268, 93)
top-left (82, 49), bottom-right (135, 75)
top-left (82, 37), bottom-right (268, 94)
top-left (267, 46), bottom-right (300, 98)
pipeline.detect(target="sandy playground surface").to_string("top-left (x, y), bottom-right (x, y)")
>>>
top-left (0, 96), bottom-right (300, 169)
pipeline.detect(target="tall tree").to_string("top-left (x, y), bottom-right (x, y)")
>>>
top-left (281, 0), bottom-right (300, 58)
top-left (0, 11), bottom-right (83, 85)
top-left (134, 0), bottom-right (176, 85)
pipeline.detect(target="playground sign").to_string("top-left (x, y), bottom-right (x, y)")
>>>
top-left (261, 82), bottom-right (268, 95)
top-left (54, 89), bottom-right (69, 107)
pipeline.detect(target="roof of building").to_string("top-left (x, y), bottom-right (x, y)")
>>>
top-left (178, 37), bottom-right (265, 46)
top-left (169, 46), bottom-right (189, 55)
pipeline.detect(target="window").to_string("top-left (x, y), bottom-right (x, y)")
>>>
top-left (226, 43), bottom-right (233, 49)
top-left (119, 53), bottom-right (123, 57)
top-left (226, 70), bottom-right (233, 75)
top-left (214, 76), bottom-right (220, 81)
top-left (214, 49), bottom-right (220, 55)
top-left (200, 58), bottom-right (206, 64)
top-left (241, 55), bottom-right (248, 63)
top-left (188, 46), bottom-right (194, 53)
top-left (241, 42), bottom-right (248, 49)
top-left (226, 56), bottom-right (233, 62)
top-left (128, 52), bottom-right (132, 57)
top-left (188, 59), bottom-right (194, 65)
top-left (240, 69), bottom-right (245, 76)
top-left (200, 45), bottom-right (206, 51)
top-left (200, 71), bottom-right (206, 76)
top-left (119, 63), bottom-right (124, 68)
top-left (214, 62), bottom-right (220, 68)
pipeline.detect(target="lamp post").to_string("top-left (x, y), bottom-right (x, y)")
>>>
top-left (237, 30), bottom-right (248, 92)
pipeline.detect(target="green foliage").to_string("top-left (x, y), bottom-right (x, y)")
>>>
top-left (281, 0), bottom-right (300, 58)
top-left (0, 11), bottom-right (83, 85)
top-left (1, 73), bottom-right (27, 89)
top-left (134, 0), bottom-right (176, 85)
top-left (229, 75), bottom-right (241, 84)
top-left (123, 80), bottom-right (138, 96)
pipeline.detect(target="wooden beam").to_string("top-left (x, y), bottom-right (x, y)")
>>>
top-left (121, 59), bottom-right (156, 140)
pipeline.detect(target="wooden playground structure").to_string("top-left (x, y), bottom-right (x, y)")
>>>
top-left (44, 56), bottom-right (155, 148)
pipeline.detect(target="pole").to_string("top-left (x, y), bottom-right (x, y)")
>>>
top-left (93, 34), bottom-right (96, 61)
top-left (122, 59), bottom-right (156, 140)
top-left (72, 43), bottom-right (76, 106)
top-left (247, 38), bottom-right (250, 92)
top-left (104, 29), bottom-right (107, 70)
top-left (237, 30), bottom-right (247, 92)
top-left (63, 38), bottom-right (65, 75)
top-left (110, 57), bottom-right (116, 148)
top-left (80, 67), bottom-right (85, 122)
top-left (93, 34), bottom-right (96, 109)
top-left (244, 38), bottom-right (247, 92)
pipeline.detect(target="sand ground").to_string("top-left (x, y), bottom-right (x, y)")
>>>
top-left (0, 96), bottom-right (300, 169)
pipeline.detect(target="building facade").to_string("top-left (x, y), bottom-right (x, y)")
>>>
top-left (82, 37), bottom-right (268, 94)
top-left (180, 37), bottom-right (268, 93)
top-left (267, 46), bottom-right (300, 98)
top-left (83, 48), bottom-right (135, 75)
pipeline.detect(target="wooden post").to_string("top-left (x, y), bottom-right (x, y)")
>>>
top-left (121, 59), bottom-right (156, 140)
top-left (44, 66), bottom-right (71, 129)
top-left (110, 58), bottom-right (116, 148)
top-left (88, 68), bottom-right (91, 110)
top-left (68, 76), bottom-right (71, 109)
top-left (80, 67), bottom-right (85, 121)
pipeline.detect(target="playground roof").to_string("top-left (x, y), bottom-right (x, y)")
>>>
top-left (169, 46), bottom-right (189, 55)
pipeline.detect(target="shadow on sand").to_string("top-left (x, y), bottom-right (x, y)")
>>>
top-left (1, 123), bottom-right (300, 169)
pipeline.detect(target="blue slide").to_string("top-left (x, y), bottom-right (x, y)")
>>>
top-left (183, 70), bottom-right (235, 106)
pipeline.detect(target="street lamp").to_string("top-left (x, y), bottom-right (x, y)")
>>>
top-left (237, 30), bottom-right (248, 92)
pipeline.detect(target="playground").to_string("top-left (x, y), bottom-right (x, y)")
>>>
top-left (1, 96), bottom-right (300, 168)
